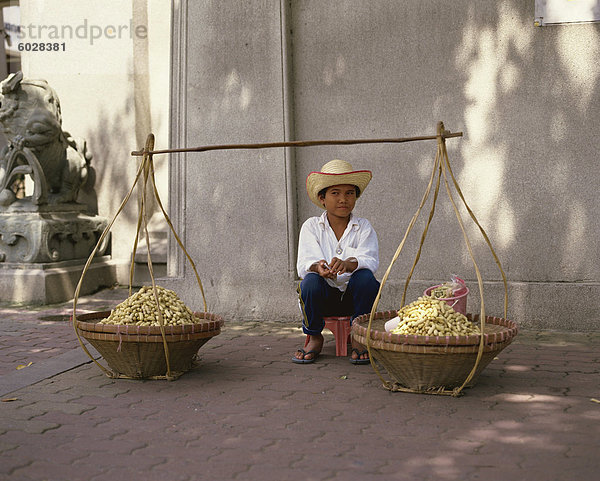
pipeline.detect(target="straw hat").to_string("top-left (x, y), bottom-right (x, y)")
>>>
top-left (306, 159), bottom-right (372, 208)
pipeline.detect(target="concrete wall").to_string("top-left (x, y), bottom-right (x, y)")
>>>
top-left (169, 0), bottom-right (600, 330)
top-left (291, 0), bottom-right (600, 330)
top-left (165, 0), bottom-right (295, 318)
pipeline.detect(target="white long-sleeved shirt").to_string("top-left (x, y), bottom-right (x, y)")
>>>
top-left (297, 211), bottom-right (379, 292)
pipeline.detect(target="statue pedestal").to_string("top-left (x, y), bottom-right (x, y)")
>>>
top-left (0, 256), bottom-right (118, 305)
top-left (0, 202), bottom-right (116, 304)
top-left (0, 204), bottom-right (109, 263)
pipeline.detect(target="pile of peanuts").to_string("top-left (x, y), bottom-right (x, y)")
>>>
top-left (391, 296), bottom-right (480, 336)
top-left (99, 285), bottom-right (199, 326)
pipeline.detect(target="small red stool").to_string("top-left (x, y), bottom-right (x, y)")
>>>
top-left (304, 316), bottom-right (352, 356)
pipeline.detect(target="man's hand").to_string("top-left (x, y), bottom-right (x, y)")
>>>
top-left (328, 257), bottom-right (358, 275)
top-left (314, 260), bottom-right (336, 279)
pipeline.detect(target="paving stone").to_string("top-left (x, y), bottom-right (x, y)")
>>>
top-left (292, 453), bottom-right (382, 476)
top-left (17, 400), bottom-right (96, 417)
top-left (0, 441), bottom-right (17, 454)
top-left (12, 459), bottom-right (101, 481)
top-left (244, 464), bottom-right (329, 481)
top-left (98, 465), bottom-right (192, 481)
top-left (162, 456), bottom-right (251, 480)
top-left (15, 442), bottom-right (92, 466)
top-left (1, 418), bottom-right (60, 434)
top-left (462, 466), bottom-right (532, 481)
top-left (0, 457), bottom-right (33, 478)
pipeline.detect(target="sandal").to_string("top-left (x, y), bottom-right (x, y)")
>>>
top-left (349, 348), bottom-right (370, 365)
top-left (292, 348), bottom-right (320, 364)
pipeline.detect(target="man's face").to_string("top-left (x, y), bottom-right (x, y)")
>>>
top-left (320, 184), bottom-right (357, 219)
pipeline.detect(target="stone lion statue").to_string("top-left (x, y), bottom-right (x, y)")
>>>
top-left (0, 71), bottom-right (91, 207)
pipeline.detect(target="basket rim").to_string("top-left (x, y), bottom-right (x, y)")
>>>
top-left (73, 310), bottom-right (224, 336)
top-left (353, 333), bottom-right (514, 354)
top-left (79, 329), bottom-right (220, 343)
top-left (352, 310), bottom-right (518, 347)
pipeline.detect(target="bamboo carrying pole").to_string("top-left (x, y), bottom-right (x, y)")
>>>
top-left (130, 132), bottom-right (463, 157)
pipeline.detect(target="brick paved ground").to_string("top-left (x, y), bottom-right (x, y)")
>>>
top-left (1, 287), bottom-right (599, 481)
top-left (0, 287), bottom-right (124, 376)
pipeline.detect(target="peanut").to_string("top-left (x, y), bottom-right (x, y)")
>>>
top-left (98, 285), bottom-right (201, 326)
top-left (391, 295), bottom-right (480, 336)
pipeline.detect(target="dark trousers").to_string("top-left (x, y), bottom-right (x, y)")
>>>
top-left (298, 269), bottom-right (380, 336)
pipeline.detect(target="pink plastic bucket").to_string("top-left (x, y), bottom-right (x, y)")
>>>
top-left (424, 284), bottom-right (469, 315)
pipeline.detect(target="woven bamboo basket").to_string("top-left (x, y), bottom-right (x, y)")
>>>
top-left (73, 134), bottom-right (223, 381)
top-left (75, 311), bottom-right (224, 379)
top-left (352, 311), bottom-right (517, 392)
top-left (358, 122), bottom-right (517, 396)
